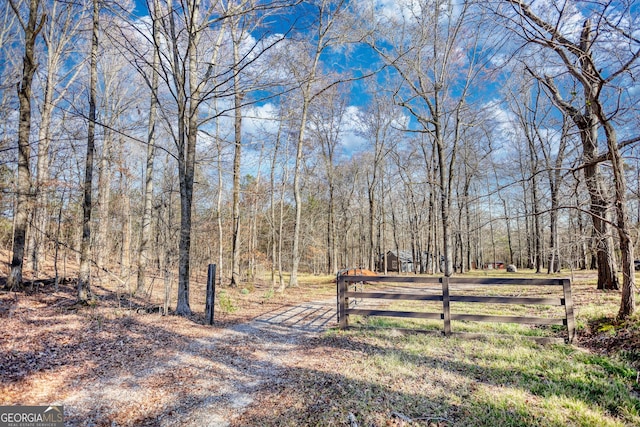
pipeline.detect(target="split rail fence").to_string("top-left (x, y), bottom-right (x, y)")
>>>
top-left (337, 275), bottom-right (575, 343)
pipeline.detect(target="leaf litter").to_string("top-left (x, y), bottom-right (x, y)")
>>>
top-left (1, 277), bottom-right (336, 426)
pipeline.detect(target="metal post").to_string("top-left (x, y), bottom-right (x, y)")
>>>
top-left (205, 264), bottom-right (216, 325)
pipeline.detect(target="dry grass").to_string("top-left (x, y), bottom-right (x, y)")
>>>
top-left (1, 261), bottom-right (639, 426)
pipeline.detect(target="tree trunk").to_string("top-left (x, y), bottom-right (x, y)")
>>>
top-left (95, 129), bottom-right (112, 267)
top-left (545, 119), bottom-right (567, 274)
top-left (230, 87), bottom-right (243, 287)
top-left (119, 174), bottom-right (131, 277)
top-left (367, 181), bottom-right (376, 272)
top-left (216, 134), bottom-right (224, 283)
top-left (530, 156), bottom-right (542, 273)
top-left (136, 3), bottom-right (159, 293)
top-left (31, 48), bottom-right (54, 275)
top-left (173, 0), bottom-right (200, 316)
top-left (435, 130), bottom-right (453, 277)
top-left (327, 185), bottom-right (335, 274)
top-left (289, 97), bottom-right (307, 288)
top-left (269, 122), bottom-right (282, 288)
top-left (582, 117), bottom-right (619, 290)
top-left (78, 0), bottom-right (98, 302)
top-left (595, 109), bottom-right (635, 317)
top-left (7, 0), bottom-right (44, 290)
top-left (176, 152), bottom-right (193, 315)
top-left (506, 1), bottom-right (620, 289)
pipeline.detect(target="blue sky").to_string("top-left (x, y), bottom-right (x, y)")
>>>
top-left (124, 0), bottom-right (640, 163)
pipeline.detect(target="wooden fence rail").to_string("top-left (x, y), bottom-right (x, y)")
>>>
top-left (337, 275), bottom-right (575, 343)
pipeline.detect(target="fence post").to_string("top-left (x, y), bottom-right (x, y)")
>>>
top-left (336, 273), bottom-right (340, 324)
top-left (338, 276), bottom-right (348, 328)
top-left (442, 276), bottom-right (451, 336)
top-left (205, 264), bottom-right (216, 326)
top-left (562, 278), bottom-right (575, 343)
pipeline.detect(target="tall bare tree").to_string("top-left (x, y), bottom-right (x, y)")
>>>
top-left (355, 89), bottom-right (402, 272)
top-left (544, 115), bottom-right (570, 274)
top-left (501, 0), bottom-right (637, 316)
top-left (267, 105), bottom-right (289, 289)
top-left (78, 0), bottom-right (99, 302)
top-left (29, 0), bottom-right (84, 275)
top-left (136, 0), bottom-right (161, 294)
top-left (7, 0), bottom-right (45, 290)
top-left (307, 85), bottom-right (348, 274)
top-left (507, 81), bottom-right (546, 272)
top-left (228, 0), bottom-right (248, 287)
top-left (151, 0), bottom-right (291, 313)
top-left (361, 0), bottom-right (490, 276)
top-left (285, 0), bottom-right (349, 288)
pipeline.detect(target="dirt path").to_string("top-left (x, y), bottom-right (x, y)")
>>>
top-left (54, 299), bottom-right (338, 426)
top-left (172, 300), bottom-right (336, 426)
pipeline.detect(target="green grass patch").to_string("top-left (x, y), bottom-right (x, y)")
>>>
top-left (280, 328), bottom-right (640, 426)
top-left (217, 290), bottom-right (237, 313)
top-left (236, 271), bottom-right (640, 426)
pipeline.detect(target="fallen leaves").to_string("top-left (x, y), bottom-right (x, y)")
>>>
top-left (0, 276), bottom-right (335, 426)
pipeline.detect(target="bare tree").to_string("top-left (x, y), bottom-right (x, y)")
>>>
top-left (149, 0), bottom-right (292, 313)
top-left (6, 0), bottom-right (45, 290)
top-left (544, 115), bottom-right (570, 274)
top-left (136, 0), bottom-right (161, 294)
top-left (506, 81), bottom-right (547, 273)
top-left (228, 0), bottom-right (247, 287)
top-left (77, 0), bottom-right (99, 302)
top-left (307, 85), bottom-right (348, 274)
top-left (143, 0), bottom-right (217, 314)
top-left (501, 0), bottom-right (637, 316)
top-left (29, 0), bottom-right (84, 275)
top-left (267, 105), bottom-right (289, 289)
top-left (285, 0), bottom-right (350, 288)
top-left (355, 89), bottom-right (402, 272)
top-left (361, 0), bottom-right (491, 276)
top-left (94, 35), bottom-right (141, 270)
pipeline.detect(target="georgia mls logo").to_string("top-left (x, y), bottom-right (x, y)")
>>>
top-left (0, 405), bottom-right (64, 427)
top-left (43, 406), bottom-right (63, 420)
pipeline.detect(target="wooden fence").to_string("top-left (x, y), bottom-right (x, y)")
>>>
top-left (337, 275), bottom-right (575, 343)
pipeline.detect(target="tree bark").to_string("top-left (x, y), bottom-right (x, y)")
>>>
top-left (504, 0), bottom-right (621, 290)
top-left (544, 118), bottom-right (568, 274)
top-left (526, 133), bottom-right (543, 273)
top-left (7, 0), bottom-right (44, 290)
top-left (78, 0), bottom-right (98, 302)
top-left (31, 38), bottom-right (54, 275)
top-left (288, 96), bottom-right (309, 288)
top-left (172, 0), bottom-right (199, 316)
top-left (593, 106), bottom-right (636, 317)
top-left (580, 114), bottom-right (619, 290)
top-left (95, 128), bottom-right (112, 267)
top-left (230, 87), bottom-right (243, 287)
top-left (136, 0), bottom-right (159, 294)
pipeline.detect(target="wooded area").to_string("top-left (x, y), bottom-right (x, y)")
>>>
top-left (1, 0), bottom-right (638, 318)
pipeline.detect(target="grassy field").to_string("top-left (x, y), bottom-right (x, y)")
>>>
top-left (234, 270), bottom-right (640, 427)
top-left (246, 326), bottom-right (639, 426)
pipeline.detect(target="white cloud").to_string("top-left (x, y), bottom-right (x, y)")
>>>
top-left (339, 105), bottom-right (368, 154)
